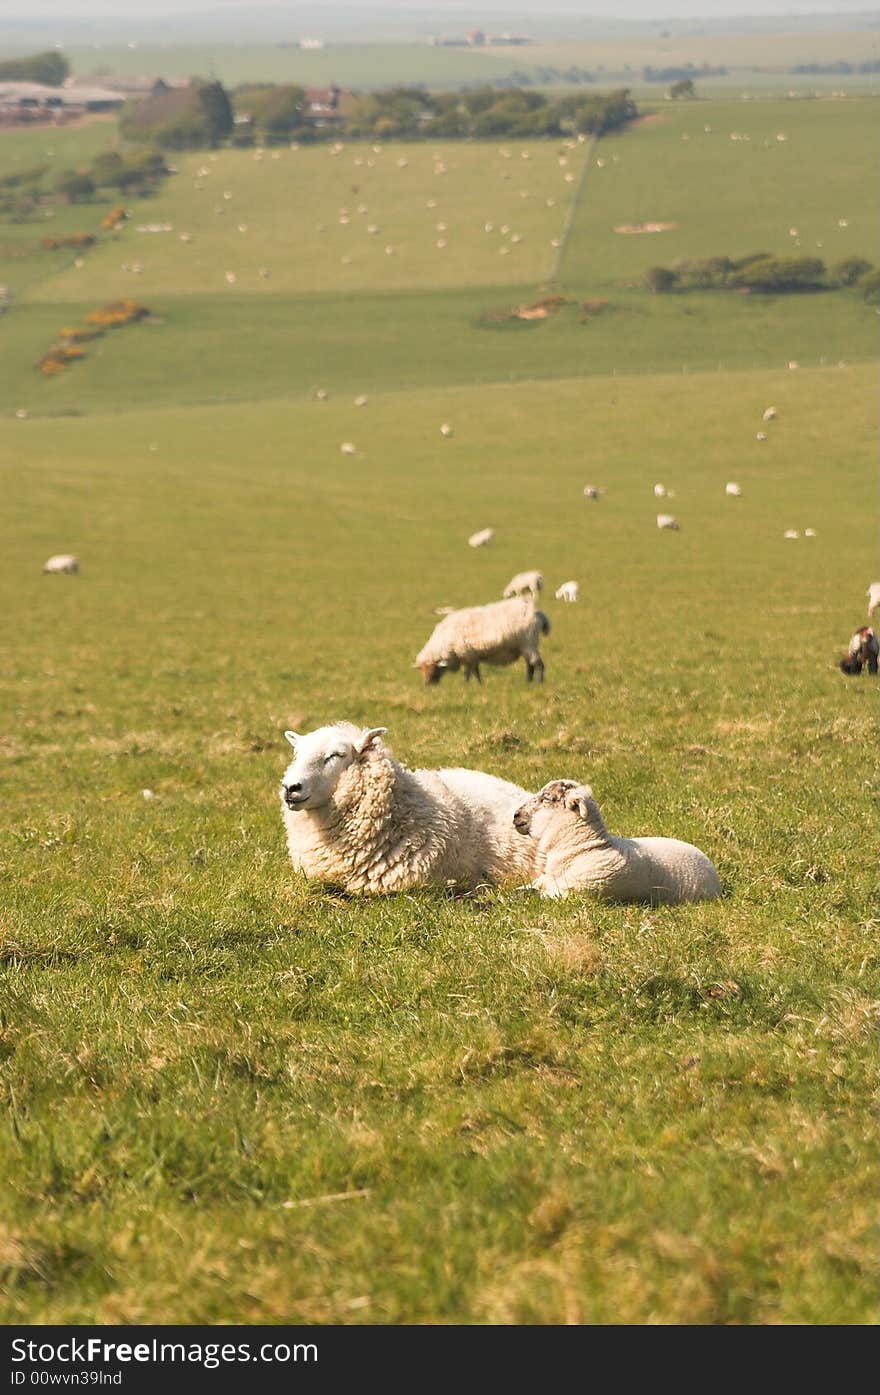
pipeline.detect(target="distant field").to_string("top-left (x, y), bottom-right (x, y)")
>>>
top-left (25, 139), bottom-right (589, 304)
top-left (561, 98), bottom-right (877, 291)
top-left (58, 31), bottom-right (880, 93)
top-left (0, 364), bottom-right (876, 1323)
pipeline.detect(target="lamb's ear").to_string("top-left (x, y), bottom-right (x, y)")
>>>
top-left (354, 727), bottom-right (387, 754)
top-left (283, 730), bottom-right (300, 748)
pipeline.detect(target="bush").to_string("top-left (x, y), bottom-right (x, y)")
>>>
top-left (53, 170), bottom-right (95, 204)
top-left (0, 50), bottom-right (69, 86)
top-left (858, 269), bottom-right (880, 304)
top-left (646, 266), bottom-right (679, 293)
top-left (729, 256), bottom-right (827, 293)
top-left (833, 256), bottom-right (873, 288)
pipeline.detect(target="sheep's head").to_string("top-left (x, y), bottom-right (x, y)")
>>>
top-left (420, 661), bottom-right (447, 685)
top-left (280, 723), bottom-right (387, 811)
top-left (513, 779), bottom-right (599, 838)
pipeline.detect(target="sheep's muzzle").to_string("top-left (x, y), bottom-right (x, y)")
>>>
top-left (421, 662), bottom-right (443, 685)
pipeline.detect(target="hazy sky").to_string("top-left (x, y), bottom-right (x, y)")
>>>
top-left (5, 1), bottom-right (873, 19)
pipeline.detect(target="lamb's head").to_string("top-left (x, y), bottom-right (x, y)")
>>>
top-left (513, 779), bottom-right (601, 838)
top-left (280, 723), bottom-right (387, 812)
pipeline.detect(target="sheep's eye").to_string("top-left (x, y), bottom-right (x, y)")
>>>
top-left (324, 753), bottom-right (339, 765)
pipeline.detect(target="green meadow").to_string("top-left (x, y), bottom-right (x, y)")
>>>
top-left (0, 89), bottom-right (877, 1324)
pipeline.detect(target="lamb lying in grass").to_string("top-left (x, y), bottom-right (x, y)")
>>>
top-left (280, 723), bottom-right (539, 894)
top-left (513, 779), bottom-right (722, 903)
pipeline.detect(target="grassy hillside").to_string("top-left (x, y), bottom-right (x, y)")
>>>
top-left (1, 365), bottom-right (877, 1324)
top-left (562, 98), bottom-right (877, 291)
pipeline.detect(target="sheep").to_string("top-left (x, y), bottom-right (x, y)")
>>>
top-left (340, 442), bottom-right (357, 455)
top-left (416, 596), bottom-right (550, 685)
top-left (756, 431), bottom-right (767, 441)
top-left (440, 423), bottom-right (453, 438)
top-left (42, 553), bottom-right (79, 575)
top-left (513, 780), bottom-right (722, 903)
top-left (725, 482), bottom-right (742, 497)
top-left (503, 570), bottom-right (544, 601)
top-left (840, 626), bottom-right (879, 676)
top-left (468, 528), bottom-right (493, 548)
top-left (279, 723), bottom-right (539, 894)
top-left (653, 483), bottom-right (668, 498)
top-left (583, 485), bottom-right (601, 500)
top-left (555, 581), bottom-right (579, 603)
top-left (783, 529), bottom-right (800, 540)
top-left (657, 514), bottom-right (680, 530)
top-left (867, 583), bottom-right (880, 618)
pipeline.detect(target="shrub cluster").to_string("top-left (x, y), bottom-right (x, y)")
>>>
top-left (645, 253), bottom-right (878, 298)
top-left (41, 232), bottom-right (96, 251)
top-left (0, 49), bottom-right (68, 86)
top-left (35, 299), bottom-right (150, 376)
top-left (230, 83), bottom-right (638, 145)
top-left (121, 81), bottom-right (233, 150)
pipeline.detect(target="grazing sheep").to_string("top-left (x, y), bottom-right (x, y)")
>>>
top-left (280, 724), bottom-right (539, 894)
top-left (503, 569), bottom-right (544, 601)
top-left (756, 431), bottom-right (767, 442)
top-left (468, 528), bottom-right (494, 548)
top-left (354, 395), bottom-right (369, 407)
top-left (440, 423), bottom-right (453, 438)
top-left (555, 581), bottom-right (579, 603)
top-left (840, 626), bottom-right (879, 676)
top-left (416, 596), bottom-right (550, 685)
top-left (762, 407), bottom-right (777, 421)
top-left (42, 553), bottom-right (79, 575)
top-left (783, 529), bottom-right (800, 540)
top-left (803, 527), bottom-right (816, 538)
top-left (583, 485), bottom-right (601, 500)
top-left (725, 482), bottom-right (742, 497)
top-left (513, 780), bottom-right (722, 903)
top-left (867, 582), bottom-right (880, 618)
top-left (340, 442), bottom-right (357, 455)
top-left (657, 514), bottom-right (680, 531)
top-left (653, 483), bottom-right (668, 498)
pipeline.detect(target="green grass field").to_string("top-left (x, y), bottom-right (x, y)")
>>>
top-left (55, 30), bottom-right (880, 93)
top-left (0, 89), bottom-right (878, 1325)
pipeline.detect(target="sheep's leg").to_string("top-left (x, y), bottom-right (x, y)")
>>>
top-left (473, 663), bottom-right (482, 684)
top-left (526, 653), bottom-right (544, 683)
top-left (869, 656), bottom-right (879, 675)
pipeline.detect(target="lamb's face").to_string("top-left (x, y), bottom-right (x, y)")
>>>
top-left (513, 779), bottom-right (580, 838)
top-left (280, 723), bottom-right (386, 811)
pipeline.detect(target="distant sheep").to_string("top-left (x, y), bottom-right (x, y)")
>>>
top-left (440, 423), bottom-right (453, 438)
top-left (756, 431), bottom-right (767, 442)
top-left (555, 581), bottom-right (579, 603)
top-left (416, 596), bottom-right (550, 685)
top-left (503, 569), bottom-right (544, 601)
top-left (513, 779), bottom-right (722, 903)
top-left (783, 529), bottom-right (800, 540)
top-left (840, 626), bottom-right (878, 676)
top-left (42, 553), bottom-right (79, 575)
top-left (340, 442), bottom-right (357, 455)
top-left (867, 582), bottom-right (880, 618)
top-left (763, 407), bottom-right (777, 421)
top-left (657, 514), bottom-right (680, 531)
top-left (583, 485), bottom-right (601, 500)
top-left (653, 484), bottom-right (668, 498)
top-left (468, 528), bottom-right (494, 548)
top-left (280, 723), bottom-right (539, 894)
top-left (725, 482), bottom-right (742, 497)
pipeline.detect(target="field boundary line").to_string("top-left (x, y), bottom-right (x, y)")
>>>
top-left (547, 133), bottom-right (598, 285)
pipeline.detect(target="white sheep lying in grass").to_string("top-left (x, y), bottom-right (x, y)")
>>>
top-left (280, 723), bottom-right (539, 894)
top-left (416, 596), bottom-right (550, 685)
top-left (42, 554), bottom-right (79, 574)
top-left (657, 513), bottom-right (680, 531)
top-left (503, 569), bottom-right (544, 600)
top-left (513, 779), bottom-right (722, 903)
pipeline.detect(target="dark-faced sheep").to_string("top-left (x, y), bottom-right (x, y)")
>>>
top-left (840, 627), bottom-right (879, 676)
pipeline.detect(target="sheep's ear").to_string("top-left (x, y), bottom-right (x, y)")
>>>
top-left (355, 727), bottom-right (387, 754)
top-left (283, 730), bottom-right (300, 748)
top-left (565, 785), bottom-right (594, 817)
